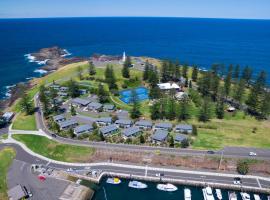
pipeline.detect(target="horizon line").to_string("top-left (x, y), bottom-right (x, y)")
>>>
top-left (1, 16), bottom-right (270, 21)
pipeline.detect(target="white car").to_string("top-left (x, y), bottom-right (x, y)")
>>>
top-left (249, 152), bottom-right (257, 156)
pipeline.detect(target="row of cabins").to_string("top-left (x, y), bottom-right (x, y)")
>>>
top-left (53, 114), bottom-right (193, 142)
top-left (49, 84), bottom-right (87, 97)
top-left (71, 98), bottom-right (115, 112)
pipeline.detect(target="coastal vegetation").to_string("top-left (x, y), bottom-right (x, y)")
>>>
top-left (12, 134), bottom-right (95, 162)
top-left (0, 147), bottom-right (16, 200)
top-left (12, 112), bottom-right (37, 130)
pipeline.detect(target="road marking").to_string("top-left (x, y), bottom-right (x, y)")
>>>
top-left (20, 162), bottom-right (26, 171)
top-left (46, 161), bottom-right (51, 167)
top-left (257, 178), bottom-right (262, 188)
top-left (145, 165), bottom-right (148, 177)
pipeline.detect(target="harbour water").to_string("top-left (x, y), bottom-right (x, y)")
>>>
top-left (1, 17), bottom-right (270, 98)
top-left (83, 178), bottom-right (269, 200)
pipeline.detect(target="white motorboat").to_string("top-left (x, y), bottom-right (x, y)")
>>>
top-left (156, 183), bottom-right (178, 192)
top-left (267, 195), bottom-right (270, 200)
top-left (228, 191), bottom-right (237, 200)
top-left (202, 186), bottom-right (215, 200)
top-left (215, 189), bottom-right (222, 200)
top-left (184, 188), bottom-right (191, 200)
top-left (106, 177), bottom-right (121, 185)
top-left (254, 194), bottom-right (261, 200)
top-left (240, 192), bottom-right (250, 200)
top-left (128, 181), bottom-right (147, 189)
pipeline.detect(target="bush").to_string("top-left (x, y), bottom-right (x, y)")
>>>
top-left (122, 83), bottom-right (128, 88)
top-left (181, 139), bottom-right (189, 148)
top-left (192, 125), bottom-right (197, 135)
top-left (237, 160), bottom-right (249, 175)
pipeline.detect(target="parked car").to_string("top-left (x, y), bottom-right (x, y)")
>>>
top-left (249, 152), bottom-right (257, 156)
top-left (207, 150), bottom-right (215, 154)
top-left (233, 177), bottom-right (242, 185)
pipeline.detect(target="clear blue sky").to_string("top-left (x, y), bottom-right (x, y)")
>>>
top-left (1, 0), bottom-right (270, 19)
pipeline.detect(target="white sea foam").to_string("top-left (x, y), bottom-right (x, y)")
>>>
top-left (4, 85), bottom-right (16, 98)
top-left (61, 49), bottom-right (72, 57)
top-left (37, 59), bottom-right (49, 65)
top-left (34, 69), bottom-right (48, 74)
top-left (24, 54), bottom-right (36, 62)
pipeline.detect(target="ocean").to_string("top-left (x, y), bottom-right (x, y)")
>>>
top-left (1, 17), bottom-right (270, 99)
top-left (89, 178), bottom-right (269, 200)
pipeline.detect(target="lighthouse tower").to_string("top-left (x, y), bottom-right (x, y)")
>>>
top-left (122, 51), bottom-right (126, 63)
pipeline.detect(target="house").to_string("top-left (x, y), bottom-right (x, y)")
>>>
top-left (100, 124), bottom-right (118, 136)
top-left (115, 119), bottom-right (133, 128)
top-left (71, 98), bottom-right (91, 107)
top-left (227, 106), bottom-right (236, 112)
top-left (59, 86), bottom-right (69, 92)
top-left (50, 84), bottom-right (60, 90)
top-left (53, 114), bottom-right (66, 123)
top-left (151, 130), bottom-right (168, 143)
top-left (2, 112), bottom-right (14, 122)
top-left (79, 89), bottom-right (88, 95)
top-left (74, 124), bottom-right (93, 136)
top-left (103, 104), bottom-right (115, 112)
top-left (8, 184), bottom-right (28, 200)
top-left (135, 120), bottom-right (153, 130)
top-left (174, 133), bottom-right (188, 143)
top-left (96, 117), bottom-right (112, 126)
top-left (58, 92), bottom-right (68, 97)
top-left (175, 92), bottom-right (188, 100)
top-left (175, 124), bottom-right (193, 134)
top-left (88, 102), bottom-right (103, 112)
top-left (122, 127), bottom-right (142, 138)
top-left (157, 82), bottom-right (180, 91)
top-left (58, 119), bottom-right (78, 130)
top-left (155, 122), bottom-right (173, 131)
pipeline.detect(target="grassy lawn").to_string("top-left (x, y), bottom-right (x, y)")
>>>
top-left (0, 134), bottom-right (8, 140)
top-left (12, 113), bottom-right (37, 131)
top-left (0, 148), bottom-right (16, 200)
top-left (190, 114), bottom-right (270, 150)
top-left (12, 134), bottom-right (95, 163)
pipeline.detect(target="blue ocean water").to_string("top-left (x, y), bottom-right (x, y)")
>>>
top-left (1, 17), bottom-right (270, 99)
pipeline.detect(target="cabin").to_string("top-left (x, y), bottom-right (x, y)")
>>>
top-left (2, 112), bottom-right (14, 122)
top-left (58, 119), bottom-right (78, 130)
top-left (227, 106), bottom-right (236, 112)
top-left (175, 124), bottom-right (193, 134)
top-left (135, 120), bottom-right (153, 130)
top-left (103, 104), bottom-right (115, 112)
top-left (79, 89), bottom-right (88, 95)
top-left (88, 102), bottom-right (103, 112)
top-left (58, 92), bottom-right (68, 97)
top-left (95, 117), bottom-right (112, 126)
top-left (157, 82), bottom-right (180, 91)
top-left (151, 130), bottom-right (168, 144)
top-left (50, 84), bottom-right (60, 90)
top-left (155, 122), bottom-right (173, 131)
top-left (74, 124), bottom-right (93, 136)
top-left (100, 124), bottom-right (118, 136)
top-left (122, 127), bottom-right (142, 139)
top-left (71, 98), bottom-right (91, 107)
top-left (115, 119), bottom-right (133, 128)
top-left (174, 133), bottom-right (188, 143)
top-left (53, 114), bottom-right (66, 123)
top-left (59, 86), bottom-right (69, 92)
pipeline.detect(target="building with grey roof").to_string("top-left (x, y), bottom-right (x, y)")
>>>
top-left (2, 112), bottom-right (14, 122)
top-left (175, 124), bottom-right (193, 134)
top-left (174, 133), bottom-right (188, 143)
top-left (58, 119), bottom-right (78, 130)
top-left (151, 130), bottom-right (168, 143)
top-left (115, 119), bottom-right (133, 128)
top-left (60, 86), bottom-right (69, 92)
top-left (58, 92), bottom-right (68, 97)
top-left (53, 114), bottom-right (66, 123)
top-left (79, 89), bottom-right (88, 95)
top-left (122, 126), bottom-right (142, 138)
top-left (74, 124), bottom-right (93, 136)
top-left (103, 104), bottom-right (115, 112)
top-left (155, 122), bottom-right (173, 131)
top-left (96, 117), bottom-right (112, 126)
top-left (135, 120), bottom-right (153, 130)
top-left (71, 98), bottom-right (91, 107)
top-left (100, 124), bottom-right (118, 136)
top-left (50, 84), bottom-right (60, 90)
top-left (88, 102), bottom-right (103, 112)
top-left (8, 184), bottom-right (28, 200)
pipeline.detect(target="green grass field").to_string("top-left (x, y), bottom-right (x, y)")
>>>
top-left (0, 148), bottom-right (16, 200)
top-left (12, 134), bottom-right (95, 162)
top-left (12, 113), bottom-right (37, 131)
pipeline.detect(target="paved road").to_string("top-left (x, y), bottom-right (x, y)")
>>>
top-left (32, 94), bottom-right (270, 160)
top-left (1, 143), bottom-right (270, 191)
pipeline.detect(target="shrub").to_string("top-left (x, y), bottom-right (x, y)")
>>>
top-left (237, 160), bottom-right (249, 175)
top-left (181, 139), bottom-right (189, 148)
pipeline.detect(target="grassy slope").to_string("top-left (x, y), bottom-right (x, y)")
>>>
top-left (12, 134), bottom-right (95, 163)
top-left (12, 113), bottom-right (37, 130)
top-left (0, 148), bottom-right (16, 200)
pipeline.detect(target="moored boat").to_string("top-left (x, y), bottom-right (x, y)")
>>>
top-left (215, 189), bottom-right (222, 200)
top-left (106, 177), bottom-right (121, 184)
top-left (184, 188), bottom-right (191, 200)
top-left (156, 183), bottom-right (178, 192)
top-left (228, 191), bottom-right (237, 200)
top-left (128, 181), bottom-right (147, 189)
top-left (254, 194), bottom-right (261, 200)
top-left (202, 186), bottom-right (215, 200)
top-left (240, 192), bottom-right (250, 200)
top-left (267, 195), bottom-right (270, 200)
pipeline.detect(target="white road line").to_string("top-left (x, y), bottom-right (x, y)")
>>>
top-left (257, 178), bottom-right (262, 188)
top-left (46, 161), bottom-right (51, 167)
top-left (145, 165), bottom-right (148, 177)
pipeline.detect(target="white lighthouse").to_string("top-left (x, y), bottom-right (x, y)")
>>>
top-left (122, 51), bottom-right (126, 63)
